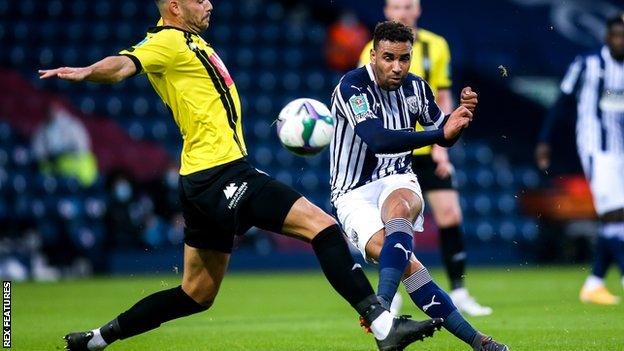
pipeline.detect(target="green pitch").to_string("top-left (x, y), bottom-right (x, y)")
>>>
top-left (14, 267), bottom-right (624, 350)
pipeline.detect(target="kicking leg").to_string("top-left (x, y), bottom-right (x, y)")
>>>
top-left (265, 193), bottom-right (442, 349)
top-left (65, 245), bottom-right (229, 350)
top-left (376, 188), bottom-right (421, 310)
top-left (365, 234), bottom-right (508, 351)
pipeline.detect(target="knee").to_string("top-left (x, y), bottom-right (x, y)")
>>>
top-left (383, 190), bottom-right (422, 221)
top-left (402, 258), bottom-right (425, 279)
top-left (436, 204), bottom-right (462, 227)
top-left (386, 198), bottom-right (419, 221)
top-left (303, 204), bottom-right (337, 236)
top-left (182, 279), bottom-right (218, 308)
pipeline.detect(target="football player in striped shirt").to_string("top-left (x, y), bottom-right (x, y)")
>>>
top-left (537, 14), bottom-right (624, 305)
top-left (332, 21), bottom-right (508, 351)
top-left (359, 0), bottom-right (492, 317)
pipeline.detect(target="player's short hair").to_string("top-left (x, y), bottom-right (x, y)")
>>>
top-left (607, 13), bottom-right (624, 30)
top-left (372, 21), bottom-right (414, 50)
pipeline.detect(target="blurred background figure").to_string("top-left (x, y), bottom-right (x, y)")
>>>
top-left (359, 0), bottom-right (492, 316)
top-left (32, 102), bottom-right (98, 187)
top-left (325, 11), bottom-right (370, 71)
top-left (536, 14), bottom-right (624, 305)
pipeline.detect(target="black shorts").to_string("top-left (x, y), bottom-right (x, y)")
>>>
top-left (178, 159), bottom-right (302, 253)
top-left (411, 154), bottom-right (456, 192)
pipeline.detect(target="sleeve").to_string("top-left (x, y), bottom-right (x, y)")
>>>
top-left (430, 37), bottom-right (452, 90)
top-left (357, 41), bottom-right (374, 68)
top-left (355, 119), bottom-right (447, 154)
top-left (416, 79), bottom-right (446, 131)
top-left (560, 56), bottom-right (585, 96)
top-left (334, 79), bottom-right (380, 128)
top-left (118, 31), bottom-right (178, 74)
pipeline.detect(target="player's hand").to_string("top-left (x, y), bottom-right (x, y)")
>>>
top-left (431, 145), bottom-right (453, 179)
top-left (460, 87), bottom-right (478, 113)
top-left (38, 67), bottom-right (92, 82)
top-left (535, 142), bottom-right (551, 171)
top-left (443, 106), bottom-right (472, 140)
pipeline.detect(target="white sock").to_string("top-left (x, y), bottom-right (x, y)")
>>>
top-left (370, 310), bottom-right (394, 340)
top-left (86, 329), bottom-right (108, 350)
top-left (583, 275), bottom-right (604, 291)
top-left (390, 293), bottom-right (403, 316)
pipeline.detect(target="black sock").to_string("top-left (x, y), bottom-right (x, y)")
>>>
top-left (100, 286), bottom-right (207, 343)
top-left (311, 224), bottom-right (382, 322)
top-left (439, 226), bottom-right (466, 290)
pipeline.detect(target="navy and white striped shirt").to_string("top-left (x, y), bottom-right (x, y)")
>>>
top-left (562, 46), bottom-right (624, 155)
top-left (329, 64), bottom-right (444, 203)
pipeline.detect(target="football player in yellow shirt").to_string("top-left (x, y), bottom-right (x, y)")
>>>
top-left (39, 0), bottom-right (443, 350)
top-left (359, 0), bottom-right (492, 317)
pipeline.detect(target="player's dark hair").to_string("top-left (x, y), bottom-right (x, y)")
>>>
top-left (373, 21), bottom-right (414, 50)
top-left (607, 13), bottom-right (624, 31)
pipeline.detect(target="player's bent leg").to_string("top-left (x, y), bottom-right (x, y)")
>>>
top-left (280, 197), bottom-right (396, 337)
top-left (427, 190), bottom-right (492, 316)
top-left (65, 245), bottom-right (228, 351)
top-left (364, 235), bottom-right (508, 351)
top-left (376, 188), bottom-right (422, 310)
top-left (281, 197), bottom-right (337, 242)
top-left (181, 244), bottom-right (230, 307)
top-left (251, 182), bottom-right (443, 349)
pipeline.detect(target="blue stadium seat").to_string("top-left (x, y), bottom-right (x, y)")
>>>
top-left (282, 72), bottom-right (301, 92)
top-left (474, 144), bottom-right (494, 165)
top-left (497, 193), bottom-right (517, 215)
top-left (475, 168), bottom-right (495, 189)
top-left (253, 147), bottom-right (273, 167)
top-left (475, 220), bottom-right (495, 242)
top-left (473, 194), bottom-right (493, 216)
top-left (275, 170), bottom-right (293, 187)
top-left (84, 197), bottom-right (107, 220)
top-left (120, 2), bottom-right (138, 19)
top-left (258, 72), bottom-right (277, 92)
top-left (276, 149), bottom-right (295, 168)
top-left (265, 2), bottom-right (284, 21)
top-left (70, 0), bottom-right (88, 17)
top-left (35, 175), bottom-right (59, 196)
top-left (0, 122), bottom-right (13, 146)
top-left (498, 220), bottom-right (518, 241)
top-left (521, 220), bottom-right (539, 241)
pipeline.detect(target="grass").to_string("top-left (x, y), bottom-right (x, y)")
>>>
top-left (12, 267), bottom-right (624, 351)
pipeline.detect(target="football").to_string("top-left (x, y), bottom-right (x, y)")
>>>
top-left (276, 98), bottom-right (335, 156)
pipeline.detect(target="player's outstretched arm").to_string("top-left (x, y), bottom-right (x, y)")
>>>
top-left (38, 55), bottom-right (137, 84)
top-left (354, 106), bottom-right (471, 154)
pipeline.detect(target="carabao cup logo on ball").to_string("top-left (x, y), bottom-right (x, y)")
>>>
top-left (277, 98), bottom-right (335, 156)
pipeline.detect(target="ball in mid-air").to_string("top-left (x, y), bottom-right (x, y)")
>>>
top-left (276, 98), bottom-right (335, 156)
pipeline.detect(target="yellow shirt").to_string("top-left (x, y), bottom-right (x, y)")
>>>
top-left (120, 26), bottom-right (247, 175)
top-left (359, 28), bottom-right (452, 155)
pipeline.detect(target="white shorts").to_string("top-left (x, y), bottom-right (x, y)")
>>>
top-left (580, 151), bottom-right (624, 216)
top-left (334, 173), bottom-right (425, 261)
